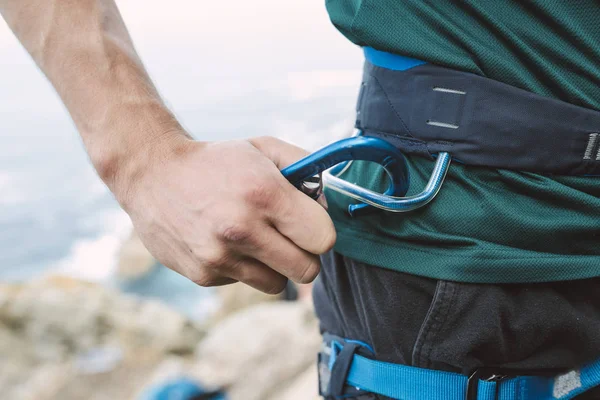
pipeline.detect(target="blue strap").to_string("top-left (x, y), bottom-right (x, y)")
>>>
top-left (329, 342), bottom-right (361, 397)
top-left (363, 46), bottom-right (426, 71)
top-left (337, 349), bottom-right (600, 400)
top-left (139, 378), bottom-right (226, 400)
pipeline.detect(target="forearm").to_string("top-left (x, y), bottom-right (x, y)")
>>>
top-left (0, 0), bottom-right (186, 191)
top-left (1, 1), bottom-right (337, 294)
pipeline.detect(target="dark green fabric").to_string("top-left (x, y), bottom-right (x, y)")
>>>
top-left (325, 1), bottom-right (600, 283)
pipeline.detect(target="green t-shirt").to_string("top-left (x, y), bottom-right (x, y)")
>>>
top-left (325, 1), bottom-right (600, 283)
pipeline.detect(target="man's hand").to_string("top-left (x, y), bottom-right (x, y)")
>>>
top-left (0, 0), bottom-right (335, 293)
top-left (113, 134), bottom-right (336, 294)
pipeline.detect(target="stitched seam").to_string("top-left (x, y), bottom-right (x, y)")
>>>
top-left (369, 72), bottom-right (416, 138)
top-left (584, 133), bottom-right (598, 160)
top-left (413, 281), bottom-right (459, 368)
top-left (318, 255), bottom-right (355, 343)
top-left (363, 129), bottom-right (434, 158)
top-left (332, 255), bottom-right (358, 340)
top-left (363, 128), bottom-right (421, 142)
top-left (423, 282), bottom-right (459, 367)
top-left (364, 129), bottom-right (426, 149)
top-left (422, 283), bottom-right (452, 368)
top-left (364, 127), bottom-right (455, 155)
top-left (411, 281), bottom-right (442, 366)
top-left (412, 281), bottom-right (446, 367)
top-left (423, 288), bottom-right (449, 369)
top-left (432, 140), bottom-right (455, 147)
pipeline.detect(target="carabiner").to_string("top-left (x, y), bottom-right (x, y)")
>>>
top-left (281, 134), bottom-right (451, 215)
top-left (281, 136), bottom-right (410, 214)
top-left (323, 152), bottom-right (451, 214)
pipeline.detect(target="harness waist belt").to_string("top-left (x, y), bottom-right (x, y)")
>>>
top-left (357, 47), bottom-right (600, 176)
top-left (319, 334), bottom-right (600, 400)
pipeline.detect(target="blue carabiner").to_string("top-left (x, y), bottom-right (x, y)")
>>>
top-left (281, 134), bottom-right (452, 216)
top-left (281, 135), bottom-right (410, 215)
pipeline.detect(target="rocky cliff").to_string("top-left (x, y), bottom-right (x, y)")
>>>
top-left (0, 276), bottom-right (321, 400)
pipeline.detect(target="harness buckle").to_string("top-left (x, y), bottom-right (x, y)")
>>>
top-left (466, 367), bottom-right (567, 400)
top-left (466, 367), bottom-right (513, 400)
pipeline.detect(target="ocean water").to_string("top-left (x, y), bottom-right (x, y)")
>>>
top-left (0, 82), bottom-right (360, 318)
top-left (0, 0), bottom-right (363, 319)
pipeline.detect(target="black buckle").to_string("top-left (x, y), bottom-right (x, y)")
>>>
top-left (466, 367), bottom-right (513, 400)
top-left (466, 367), bottom-right (566, 400)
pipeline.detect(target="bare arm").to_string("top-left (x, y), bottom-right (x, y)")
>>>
top-left (0, 0), bottom-right (336, 293)
top-left (0, 0), bottom-right (182, 191)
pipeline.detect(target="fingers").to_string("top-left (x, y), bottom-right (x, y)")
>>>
top-left (210, 212), bottom-right (321, 284)
top-left (231, 258), bottom-right (288, 294)
top-left (235, 224), bottom-right (322, 284)
top-left (168, 136), bottom-right (336, 294)
top-left (316, 191), bottom-right (329, 210)
top-left (269, 184), bottom-right (337, 255)
top-left (242, 139), bottom-right (338, 255)
top-left (249, 136), bottom-right (309, 169)
top-left (199, 276), bottom-right (238, 287)
top-left (194, 255), bottom-right (288, 295)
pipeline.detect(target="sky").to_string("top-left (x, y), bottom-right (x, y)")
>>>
top-left (0, 1), bottom-right (364, 281)
top-left (0, 0), bottom-right (363, 118)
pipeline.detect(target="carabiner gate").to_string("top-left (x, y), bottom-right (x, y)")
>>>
top-left (280, 133), bottom-right (451, 216)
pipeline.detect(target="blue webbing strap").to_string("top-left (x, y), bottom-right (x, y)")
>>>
top-left (363, 47), bottom-right (426, 71)
top-left (341, 351), bottom-right (600, 400)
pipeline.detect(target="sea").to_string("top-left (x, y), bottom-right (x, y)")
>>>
top-left (0, 0), bottom-right (363, 320)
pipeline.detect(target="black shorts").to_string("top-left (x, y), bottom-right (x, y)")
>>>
top-left (313, 251), bottom-right (600, 399)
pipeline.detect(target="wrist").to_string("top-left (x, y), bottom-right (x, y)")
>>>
top-left (90, 114), bottom-right (192, 208)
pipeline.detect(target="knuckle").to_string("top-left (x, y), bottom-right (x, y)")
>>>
top-left (296, 258), bottom-right (320, 284)
top-left (192, 271), bottom-right (219, 287)
top-left (252, 135), bottom-right (279, 149)
top-left (315, 226), bottom-right (337, 254)
top-left (227, 258), bottom-right (247, 274)
top-left (215, 220), bottom-right (253, 244)
top-left (243, 179), bottom-right (278, 209)
top-left (265, 280), bottom-right (287, 295)
top-left (235, 263), bottom-right (286, 295)
top-left (201, 247), bottom-right (229, 270)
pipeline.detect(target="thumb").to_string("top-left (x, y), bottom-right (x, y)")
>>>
top-left (251, 136), bottom-right (329, 209)
top-left (249, 136), bottom-right (309, 169)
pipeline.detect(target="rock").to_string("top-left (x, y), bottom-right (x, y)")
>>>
top-left (191, 301), bottom-right (321, 400)
top-left (0, 276), bottom-right (323, 400)
top-left (132, 356), bottom-right (214, 400)
top-left (116, 230), bottom-right (157, 280)
top-left (0, 275), bottom-right (204, 357)
top-left (0, 276), bottom-right (205, 400)
top-left (267, 364), bottom-right (321, 400)
top-left (208, 282), bottom-right (282, 324)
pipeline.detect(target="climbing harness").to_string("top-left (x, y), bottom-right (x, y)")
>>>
top-left (318, 334), bottom-right (600, 400)
top-left (282, 46), bottom-right (600, 216)
top-left (282, 47), bottom-right (600, 399)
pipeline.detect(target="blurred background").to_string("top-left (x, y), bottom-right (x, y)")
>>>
top-left (0, 1), bottom-right (362, 399)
